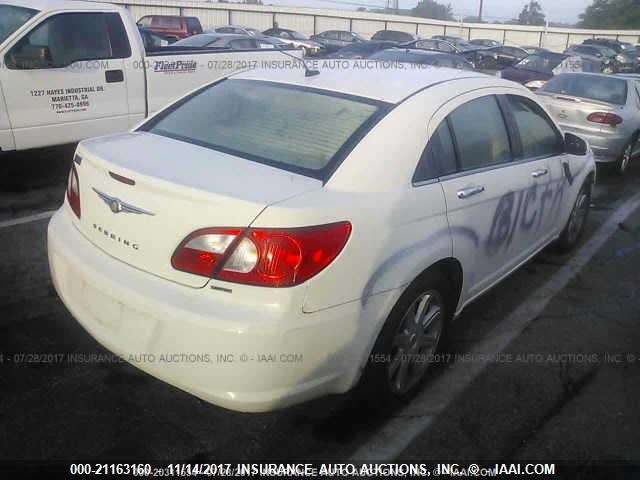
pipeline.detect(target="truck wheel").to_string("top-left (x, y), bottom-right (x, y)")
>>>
top-left (555, 180), bottom-right (591, 253)
top-left (355, 270), bottom-right (451, 410)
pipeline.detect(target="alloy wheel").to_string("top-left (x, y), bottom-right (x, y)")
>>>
top-left (387, 291), bottom-right (443, 395)
top-left (567, 188), bottom-right (590, 245)
top-left (620, 143), bottom-right (632, 173)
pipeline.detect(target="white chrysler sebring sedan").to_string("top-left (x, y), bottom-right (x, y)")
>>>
top-left (48, 64), bottom-right (596, 412)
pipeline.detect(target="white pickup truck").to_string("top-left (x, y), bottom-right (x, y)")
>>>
top-left (0, 0), bottom-right (299, 152)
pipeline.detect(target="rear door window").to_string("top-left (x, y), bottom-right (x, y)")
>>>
top-left (413, 120), bottom-right (458, 182)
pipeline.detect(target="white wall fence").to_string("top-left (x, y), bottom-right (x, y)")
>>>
top-left (104, 0), bottom-right (639, 52)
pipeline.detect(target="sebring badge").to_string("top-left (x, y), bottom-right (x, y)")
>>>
top-left (93, 188), bottom-right (155, 216)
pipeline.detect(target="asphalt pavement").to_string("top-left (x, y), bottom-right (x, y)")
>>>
top-left (0, 146), bottom-right (639, 476)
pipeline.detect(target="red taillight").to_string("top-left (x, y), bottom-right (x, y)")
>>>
top-left (171, 228), bottom-right (242, 277)
top-left (66, 165), bottom-right (81, 218)
top-left (587, 112), bottom-right (623, 126)
top-left (171, 222), bottom-right (352, 287)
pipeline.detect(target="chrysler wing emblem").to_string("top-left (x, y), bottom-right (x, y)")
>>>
top-left (93, 188), bottom-right (155, 216)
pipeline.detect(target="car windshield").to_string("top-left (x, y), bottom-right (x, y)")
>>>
top-left (0, 5), bottom-right (38, 44)
top-left (141, 79), bottom-right (388, 179)
top-left (246, 28), bottom-right (261, 36)
top-left (540, 74), bottom-right (628, 105)
top-left (289, 31), bottom-right (306, 40)
top-left (515, 53), bottom-right (564, 73)
top-left (592, 45), bottom-right (616, 57)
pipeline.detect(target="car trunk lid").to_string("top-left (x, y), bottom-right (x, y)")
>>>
top-left (537, 92), bottom-right (620, 135)
top-left (73, 132), bottom-right (322, 288)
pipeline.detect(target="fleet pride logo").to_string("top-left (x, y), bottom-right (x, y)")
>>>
top-left (153, 59), bottom-right (197, 74)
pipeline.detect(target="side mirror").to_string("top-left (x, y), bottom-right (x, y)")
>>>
top-left (7, 44), bottom-right (52, 69)
top-left (565, 132), bottom-right (587, 156)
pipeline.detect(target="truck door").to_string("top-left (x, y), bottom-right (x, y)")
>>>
top-left (0, 11), bottom-right (131, 150)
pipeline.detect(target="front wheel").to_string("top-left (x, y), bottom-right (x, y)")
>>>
top-left (555, 180), bottom-right (591, 253)
top-left (355, 271), bottom-right (451, 410)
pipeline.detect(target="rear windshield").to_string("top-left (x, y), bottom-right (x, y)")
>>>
top-left (173, 35), bottom-right (217, 47)
top-left (141, 79), bottom-right (389, 179)
top-left (0, 5), bottom-right (38, 44)
top-left (540, 74), bottom-right (628, 105)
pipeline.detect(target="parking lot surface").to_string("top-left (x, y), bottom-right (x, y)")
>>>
top-left (1, 146), bottom-right (639, 469)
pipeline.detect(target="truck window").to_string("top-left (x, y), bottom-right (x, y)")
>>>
top-left (6, 12), bottom-right (131, 69)
top-left (156, 17), bottom-right (181, 29)
top-left (0, 5), bottom-right (38, 44)
top-left (186, 18), bottom-right (201, 34)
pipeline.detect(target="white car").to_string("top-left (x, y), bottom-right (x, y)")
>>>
top-left (48, 64), bottom-right (596, 412)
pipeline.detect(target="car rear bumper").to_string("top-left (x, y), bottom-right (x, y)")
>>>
top-left (48, 208), bottom-right (392, 412)
top-left (559, 126), bottom-right (628, 163)
top-left (617, 62), bottom-right (637, 73)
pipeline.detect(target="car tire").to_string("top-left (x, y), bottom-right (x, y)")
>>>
top-left (355, 270), bottom-right (452, 411)
top-left (616, 139), bottom-right (635, 175)
top-left (555, 179), bottom-right (592, 253)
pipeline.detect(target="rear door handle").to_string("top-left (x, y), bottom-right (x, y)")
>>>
top-left (531, 168), bottom-right (549, 178)
top-left (456, 185), bottom-right (485, 199)
top-left (105, 69), bottom-right (124, 83)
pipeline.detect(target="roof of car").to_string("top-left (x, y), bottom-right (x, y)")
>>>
top-left (178, 33), bottom-right (248, 42)
top-left (233, 62), bottom-right (500, 103)
top-left (214, 25), bottom-right (258, 30)
top-left (557, 72), bottom-right (629, 80)
top-left (6, 0), bottom-right (125, 12)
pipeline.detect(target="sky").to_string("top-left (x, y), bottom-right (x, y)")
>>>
top-left (260, 0), bottom-right (595, 25)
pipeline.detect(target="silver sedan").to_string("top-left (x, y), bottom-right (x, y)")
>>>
top-left (536, 72), bottom-right (640, 174)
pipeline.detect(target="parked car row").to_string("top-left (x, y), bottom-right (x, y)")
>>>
top-left (133, 15), bottom-right (640, 81)
top-left (132, 15), bottom-right (640, 77)
top-left (564, 37), bottom-right (640, 74)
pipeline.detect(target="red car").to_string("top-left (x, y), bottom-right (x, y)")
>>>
top-left (137, 15), bottom-right (202, 41)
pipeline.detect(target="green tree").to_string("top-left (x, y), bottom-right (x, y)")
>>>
top-left (579, 0), bottom-right (640, 28)
top-left (518, 1), bottom-right (546, 25)
top-left (411, 0), bottom-right (454, 21)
